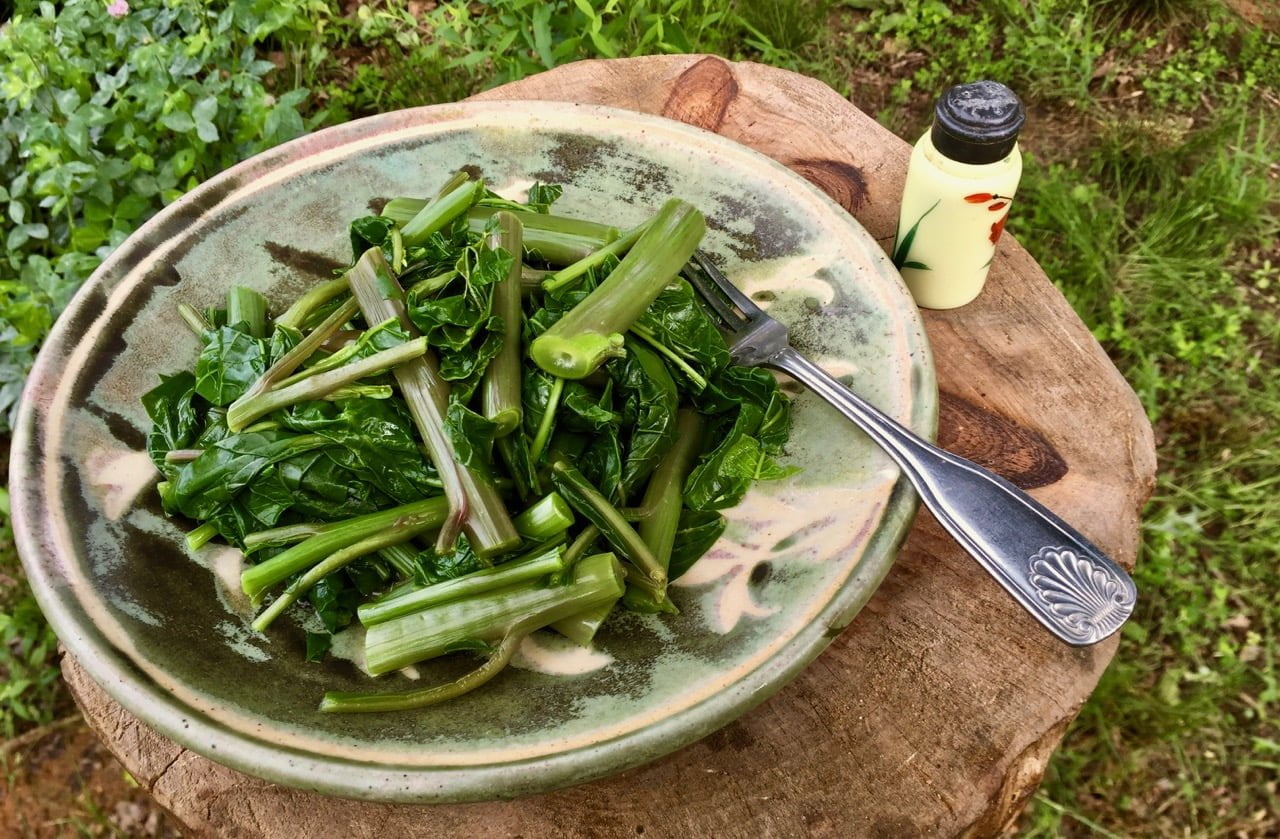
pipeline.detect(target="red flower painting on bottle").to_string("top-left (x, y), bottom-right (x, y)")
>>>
top-left (989, 211), bottom-right (1009, 244)
top-left (965, 193), bottom-right (1012, 245)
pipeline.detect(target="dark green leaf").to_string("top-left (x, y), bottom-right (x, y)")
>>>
top-left (683, 403), bottom-right (800, 512)
top-left (417, 536), bottom-right (490, 585)
top-left (637, 278), bottom-right (731, 376)
top-left (526, 182), bottom-right (563, 212)
top-left (282, 398), bottom-right (439, 503)
top-left (668, 510), bottom-right (727, 580)
top-left (141, 371), bottom-right (202, 469)
top-left (169, 430), bottom-right (329, 520)
top-left (304, 632), bottom-right (332, 662)
top-left (580, 424), bottom-right (623, 505)
top-left (561, 380), bottom-right (620, 431)
top-left (194, 326), bottom-right (268, 406)
top-left (445, 398), bottom-right (497, 472)
top-left (437, 315), bottom-right (504, 382)
top-left (609, 342), bottom-right (678, 497)
top-left (496, 432), bottom-right (540, 503)
top-left (241, 464), bottom-right (295, 528)
top-left (309, 575), bottom-right (360, 634)
top-left (269, 324), bottom-right (303, 365)
top-left (349, 215), bottom-right (397, 262)
top-left (347, 558), bottom-right (389, 596)
top-left (521, 365), bottom-right (559, 440)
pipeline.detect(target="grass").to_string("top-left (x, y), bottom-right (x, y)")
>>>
top-left (2, 0), bottom-right (1279, 834)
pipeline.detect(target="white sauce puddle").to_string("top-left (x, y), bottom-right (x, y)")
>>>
top-left (85, 448), bottom-right (158, 521)
top-left (512, 631), bottom-right (614, 676)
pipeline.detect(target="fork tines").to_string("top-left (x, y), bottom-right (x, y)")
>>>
top-left (682, 251), bottom-right (759, 328)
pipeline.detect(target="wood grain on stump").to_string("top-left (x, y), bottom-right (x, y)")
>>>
top-left (63, 56), bottom-right (1156, 838)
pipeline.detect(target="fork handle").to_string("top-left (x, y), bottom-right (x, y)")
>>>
top-left (769, 347), bottom-right (1136, 646)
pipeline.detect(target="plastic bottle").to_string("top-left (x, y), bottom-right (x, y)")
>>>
top-left (892, 80), bottom-right (1025, 310)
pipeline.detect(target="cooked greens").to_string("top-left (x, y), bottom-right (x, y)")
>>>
top-left (142, 172), bottom-right (795, 712)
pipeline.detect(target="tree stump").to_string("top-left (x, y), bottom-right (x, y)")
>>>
top-left (63, 56), bottom-right (1156, 837)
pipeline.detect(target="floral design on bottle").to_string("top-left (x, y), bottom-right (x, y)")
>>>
top-left (965, 192), bottom-right (1013, 244)
top-left (893, 191), bottom-right (1014, 272)
top-left (891, 199), bottom-right (939, 271)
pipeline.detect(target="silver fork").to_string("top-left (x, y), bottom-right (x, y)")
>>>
top-left (683, 252), bottom-right (1137, 646)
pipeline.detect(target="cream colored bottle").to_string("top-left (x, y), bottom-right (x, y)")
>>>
top-left (893, 81), bottom-right (1025, 309)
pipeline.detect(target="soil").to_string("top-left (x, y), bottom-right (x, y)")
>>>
top-left (0, 715), bottom-right (178, 838)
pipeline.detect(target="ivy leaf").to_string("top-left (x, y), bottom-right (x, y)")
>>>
top-left (195, 118), bottom-right (220, 144)
top-left (160, 111), bottom-right (196, 133)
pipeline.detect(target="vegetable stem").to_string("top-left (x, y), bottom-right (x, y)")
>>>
top-left (627, 409), bottom-right (703, 610)
top-left (629, 323), bottom-right (708, 391)
top-left (531, 200), bottom-right (705, 379)
top-left (276, 277), bottom-right (350, 331)
top-left (244, 521), bottom-right (333, 552)
top-left (378, 543), bottom-right (420, 580)
top-left (390, 227), bottom-right (405, 273)
top-left (400, 179), bottom-right (483, 247)
top-left (471, 208), bottom-right (618, 266)
top-left (226, 335), bottom-right (429, 431)
top-left (512, 492), bottom-right (574, 541)
top-left (549, 460), bottom-right (666, 591)
top-left (360, 552), bottom-right (625, 676)
top-left (228, 296), bottom-right (360, 421)
top-left (550, 600), bottom-right (615, 646)
top-left (379, 196), bottom-right (425, 224)
top-left (252, 519), bottom-right (441, 633)
top-left (185, 522), bottom-right (218, 552)
top-left (541, 220), bottom-right (650, 294)
top-left (322, 384), bottom-right (393, 401)
top-left (347, 248), bottom-right (519, 557)
top-left (481, 212), bottom-right (524, 437)
top-left (385, 197), bottom-right (619, 266)
top-left (319, 624), bottom-right (529, 713)
top-left (178, 304), bottom-right (211, 335)
top-left (638, 410), bottom-right (703, 569)
top-left (528, 376), bottom-right (563, 465)
top-left (227, 287), bottom-right (268, 338)
top-left (241, 497), bottom-right (450, 600)
top-left (550, 523), bottom-right (599, 586)
top-left (357, 543), bottom-right (567, 627)
top-left (435, 170), bottom-right (472, 200)
top-left (271, 316), bottom-right (399, 390)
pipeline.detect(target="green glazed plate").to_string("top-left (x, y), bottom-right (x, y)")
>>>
top-left (10, 101), bottom-right (935, 802)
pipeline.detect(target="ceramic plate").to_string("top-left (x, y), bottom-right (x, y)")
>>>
top-left (11, 101), bottom-right (935, 802)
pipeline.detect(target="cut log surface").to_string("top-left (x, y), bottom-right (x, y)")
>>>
top-left (63, 56), bottom-right (1156, 837)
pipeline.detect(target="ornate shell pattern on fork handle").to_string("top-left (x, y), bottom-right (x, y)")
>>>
top-left (1028, 546), bottom-right (1136, 645)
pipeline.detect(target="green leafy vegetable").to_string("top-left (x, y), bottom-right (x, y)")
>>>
top-left (194, 325), bottom-right (269, 406)
top-left (612, 342), bottom-right (679, 497)
top-left (141, 372), bottom-right (202, 471)
top-left (144, 178), bottom-right (796, 711)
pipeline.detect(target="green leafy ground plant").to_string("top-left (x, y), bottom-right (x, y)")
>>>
top-left (0, 0), bottom-right (325, 771)
top-left (0, 0), bottom-right (327, 430)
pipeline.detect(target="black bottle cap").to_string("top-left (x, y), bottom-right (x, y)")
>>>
top-left (930, 81), bottom-right (1025, 165)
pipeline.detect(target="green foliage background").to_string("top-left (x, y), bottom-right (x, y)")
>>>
top-left (3, 0), bottom-right (1278, 835)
